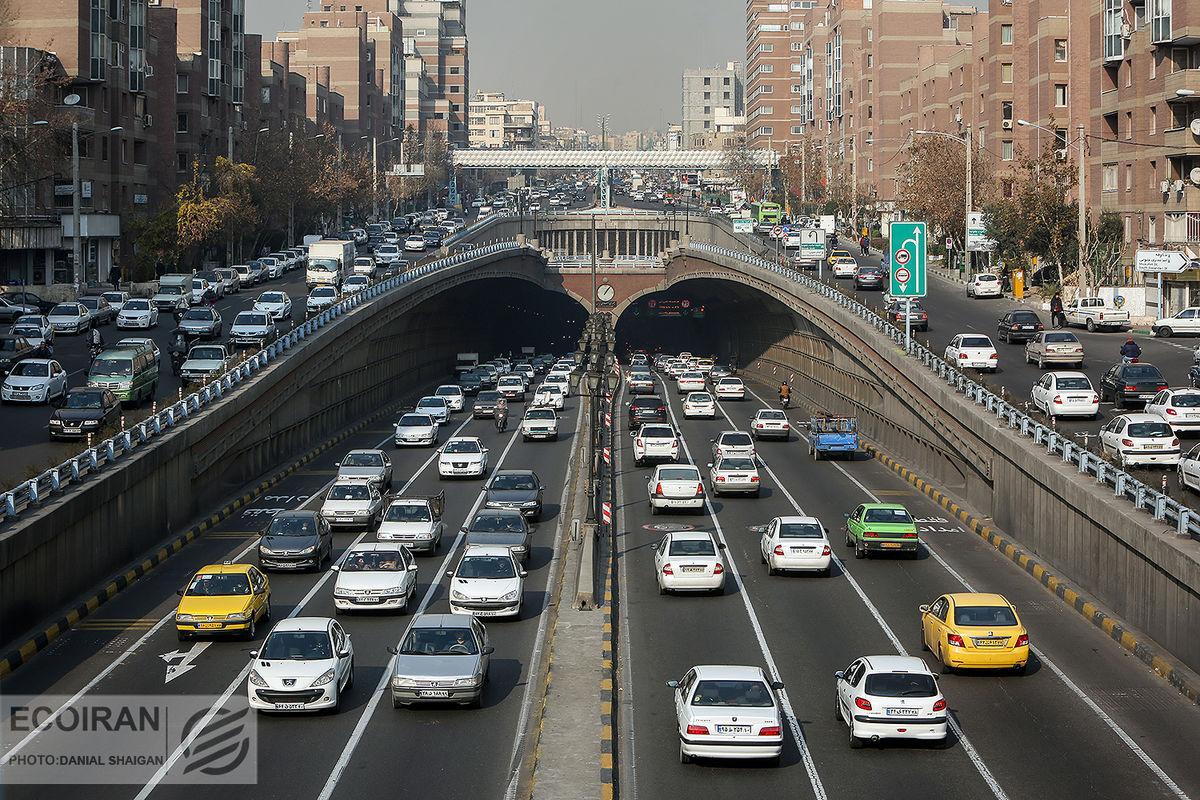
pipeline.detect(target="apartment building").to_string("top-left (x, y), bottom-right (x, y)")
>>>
top-left (745, 1), bottom-right (794, 152)
top-left (682, 61), bottom-right (745, 143)
top-left (468, 91), bottom-right (539, 149)
top-left (384, 0), bottom-right (469, 147)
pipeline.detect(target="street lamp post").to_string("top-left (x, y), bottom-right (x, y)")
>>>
top-left (1018, 119), bottom-right (1088, 292)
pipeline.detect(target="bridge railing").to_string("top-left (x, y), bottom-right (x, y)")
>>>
top-left (0, 239), bottom-right (525, 525)
top-left (685, 240), bottom-right (1200, 542)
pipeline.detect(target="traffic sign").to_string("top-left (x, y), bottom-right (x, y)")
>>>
top-left (771, 225), bottom-right (784, 237)
top-left (889, 222), bottom-right (927, 297)
top-left (781, 225), bottom-right (790, 234)
top-left (1135, 249), bottom-right (1189, 273)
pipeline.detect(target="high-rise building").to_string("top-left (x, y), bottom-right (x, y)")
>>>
top-left (468, 92), bottom-right (539, 149)
top-left (682, 62), bottom-right (744, 143)
top-left (388, 0), bottom-right (469, 147)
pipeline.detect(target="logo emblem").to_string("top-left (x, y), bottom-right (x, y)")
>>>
top-left (283, 678), bottom-right (295, 686)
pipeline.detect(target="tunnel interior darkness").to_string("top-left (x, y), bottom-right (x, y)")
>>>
top-left (615, 279), bottom-right (799, 369)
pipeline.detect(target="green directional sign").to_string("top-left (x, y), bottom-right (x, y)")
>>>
top-left (889, 222), bottom-right (927, 297)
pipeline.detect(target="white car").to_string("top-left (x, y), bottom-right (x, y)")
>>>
top-left (1, 359), bottom-right (67, 404)
top-left (248, 617), bottom-right (355, 712)
top-left (434, 384), bottom-right (466, 412)
top-left (520, 407), bottom-right (559, 441)
top-left (229, 310), bottom-right (277, 350)
top-left (394, 413), bottom-right (438, 447)
top-left (654, 531), bottom-right (726, 594)
top-left (647, 464), bottom-right (705, 514)
top-left (306, 285), bottom-right (340, 314)
top-left (10, 316), bottom-right (53, 348)
top-left (835, 655), bottom-right (948, 748)
top-left (190, 278), bottom-right (214, 305)
top-left (404, 235), bottom-right (427, 252)
top-left (1144, 388), bottom-right (1200, 433)
top-left (750, 408), bottom-right (790, 440)
top-left (966, 272), bottom-right (1003, 298)
top-left (214, 267), bottom-right (241, 294)
top-left (1099, 413), bottom-right (1180, 468)
top-left (707, 455), bottom-right (760, 497)
top-left (47, 302), bottom-right (91, 334)
top-left (377, 244), bottom-right (402, 261)
top-left (321, 480), bottom-right (385, 530)
top-left (532, 383), bottom-right (565, 409)
top-left (1030, 372), bottom-right (1099, 419)
top-left (343, 275), bottom-right (371, 294)
top-left (179, 344), bottom-right (232, 383)
top-left (439, 436), bottom-right (489, 478)
top-left (713, 377), bottom-right (745, 400)
top-left (683, 391), bottom-right (716, 419)
top-left (627, 370), bottom-right (655, 394)
top-left (1178, 445), bottom-right (1200, 493)
top-left (101, 290), bottom-right (130, 311)
top-left (759, 516), bottom-right (831, 576)
top-left (833, 258), bottom-right (858, 278)
top-left (258, 256), bottom-right (283, 280)
top-left (676, 371), bottom-right (706, 394)
top-left (332, 543), bottom-right (419, 613)
top-left (115, 299), bottom-right (159, 329)
top-left (543, 372), bottom-right (571, 397)
top-left (416, 395), bottom-right (451, 424)
top-left (254, 291), bottom-right (292, 321)
top-left (377, 496), bottom-right (445, 554)
top-left (670, 665), bottom-right (784, 764)
top-left (633, 424), bottom-right (680, 466)
top-left (1152, 307), bottom-right (1200, 338)
top-left (447, 545), bottom-right (525, 618)
top-left (944, 333), bottom-right (998, 372)
top-left (711, 430), bottom-right (756, 461)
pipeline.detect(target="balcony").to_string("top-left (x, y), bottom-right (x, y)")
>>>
top-left (1164, 127), bottom-right (1200, 155)
top-left (1165, 69), bottom-right (1200, 102)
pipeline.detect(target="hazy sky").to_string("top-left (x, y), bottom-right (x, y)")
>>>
top-left (246, 0), bottom-right (745, 134)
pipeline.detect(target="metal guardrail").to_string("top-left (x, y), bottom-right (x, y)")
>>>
top-left (0, 239), bottom-right (525, 525)
top-left (685, 240), bottom-right (1200, 541)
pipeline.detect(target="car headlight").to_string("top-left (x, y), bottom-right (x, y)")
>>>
top-left (501, 590), bottom-right (519, 602)
top-left (333, 589), bottom-right (354, 598)
top-left (392, 676), bottom-right (417, 688)
top-left (248, 669), bottom-right (267, 687)
top-left (453, 675), bottom-right (481, 687)
top-left (522, 501), bottom-right (539, 508)
top-left (81, 421), bottom-right (101, 429)
top-left (226, 611), bottom-right (251, 621)
top-left (310, 669), bottom-right (336, 687)
top-left (175, 614), bottom-right (196, 622)
top-left (49, 419), bottom-right (63, 427)
top-left (451, 589), bottom-right (468, 601)
top-left (296, 545), bottom-right (316, 555)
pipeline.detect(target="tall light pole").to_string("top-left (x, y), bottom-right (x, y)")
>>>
top-left (1018, 119), bottom-right (1088, 291)
top-left (916, 126), bottom-right (972, 273)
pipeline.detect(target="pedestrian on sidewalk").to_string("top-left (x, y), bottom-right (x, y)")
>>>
top-left (109, 265), bottom-right (122, 290)
top-left (1050, 292), bottom-right (1065, 328)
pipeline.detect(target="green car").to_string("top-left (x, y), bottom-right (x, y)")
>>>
top-left (844, 504), bottom-right (919, 558)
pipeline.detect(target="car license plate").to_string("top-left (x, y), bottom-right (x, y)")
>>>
top-left (973, 638), bottom-right (1007, 647)
top-left (1145, 445), bottom-right (1163, 450)
top-left (355, 597), bottom-right (382, 604)
top-left (473, 609), bottom-right (503, 617)
top-left (417, 690), bottom-right (450, 698)
top-left (682, 566), bottom-right (705, 573)
top-left (1139, 394), bottom-right (1154, 399)
top-left (790, 547), bottom-right (814, 554)
top-left (197, 622), bottom-right (223, 629)
top-left (716, 725), bottom-right (751, 734)
top-left (886, 708), bottom-right (919, 717)
top-left (274, 702), bottom-right (306, 710)
top-left (880, 542), bottom-right (901, 549)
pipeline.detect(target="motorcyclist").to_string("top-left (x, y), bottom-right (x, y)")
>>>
top-left (495, 397), bottom-right (509, 433)
top-left (167, 330), bottom-right (188, 377)
top-left (1120, 336), bottom-right (1142, 363)
top-left (779, 382), bottom-right (791, 407)
top-left (88, 326), bottom-right (104, 357)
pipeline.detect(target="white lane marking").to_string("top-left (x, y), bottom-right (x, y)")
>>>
top-left (317, 406), bottom-right (545, 800)
top-left (663, 385), bottom-right (828, 800)
top-left (502, 399), bottom-right (587, 800)
top-left (731, 385), bottom-right (1008, 800)
top-left (828, 459), bottom-right (1192, 800)
top-left (1, 415), bottom-right (468, 762)
top-left (613, 410), bottom-right (639, 800)
top-left (160, 641), bottom-right (211, 684)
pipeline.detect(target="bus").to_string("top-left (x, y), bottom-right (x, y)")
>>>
top-left (752, 202), bottom-right (782, 231)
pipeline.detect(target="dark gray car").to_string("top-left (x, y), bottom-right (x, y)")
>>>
top-left (473, 390), bottom-right (502, 418)
top-left (177, 306), bottom-right (223, 340)
top-left (484, 470), bottom-right (544, 520)
top-left (257, 510), bottom-right (333, 572)
top-left (387, 613), bottom-right (493, 708)
top-left (463, 509), bottom-right (533, 564)
top-left (337, 449), bottom-right (393, 491)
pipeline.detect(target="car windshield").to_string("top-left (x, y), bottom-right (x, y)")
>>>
top-left (526, 409), bottom-right (555, 420)
top-left (960, 337), bottom-right (993, 348)
top-left (778, 522), bottom-right (823, 538)
top-left (50, 304), bottom-right (80, 316)
top-left (1123, 366), bottom-right (1162, 379)
top-left (124, 300), bottom-right (150, 311)
top-left (398, 414), bottom-right (433, 427)
top-left (236, 313), bottom-right (269, 326)
top-left (182, 309), bottom-right (213, 321)
top-left (659, 467), bottom-right (700, 481)
top-left (260, 293), bottom-right (284, 303)
top-left (492, 473), bottom-right (537, 490)
top-left (189, 347), bottom-right (224, 360)
top-left (1044, 333), bottom-right (1078, 343)
top-left (758, 410), bottom-right (786, 420)
top-left (721, 433), bottom-right (753, 446)
top-left (718, 379), bottom-right (742, 386)
top-left (11, 327), bottom-right (39, 338)
top-left (1011, 312), bottom-right (1039, 322)
top-left (436, 387), bottom-right (461, 396)
top-left (688, 393), bottom-right (712, 402)
top-left (641, 427), bottom-right (674, 438)
top-left (347, 277), bottom-right (368, 285)
top-left (267, 517), bottom-right (316, 536)
top-left (341, 551), bottom-right (403, 571)
top-left (457, 555), bottom-right (517, 579)
top-left (864, 672), bottom-right (938, 698)
top-left (186, 573), bottom-right (251, 596)
top-left (470, 514), bottom-right (525, 532)
top-left (681, 372), bottom-right (703, 379)
top-left (976, 274), bottom-right (998, 282)
top-left (343, 452), bottom-right (383, 467)
top-left (79, 298), bottom-right (101, 309)
top-left (668, 538), bottom-right (716, 556)
top-left (64, 391), bottom-right (104, 409)
top-left (10, 362), bottom-right (49, 377)
top-left (385, 503), bottom-right (431, 522)
top-left (102, 293), bottom-right (124, 304)
top-left (477, 392), bottom-right (501, 402)
top-left (953, 605), bottom-right (1019, 626)
top-left (90, 358), bottom-right (131, 376)
top-left (417, 399), bottom-right (445, 409)
top-left (399, 627), bottom-right (478, 656)
top-left (161, 286), bottom-right (183, 296)
top-left (690, 680), bottom-right (774, 707)
top-left (1127, 422), bottom-right (1173, 438)
top-left (718, 457), bottom-right (756, 471)
top-left (313, 288), bottom-right (337, 298)
top-left (1056, 377), bottom-right (1092, 390)
top-left (329, 484), bottom-right (370, 500)
top-left (260, 631), bottom-right (332, 660)
top-left (1173, 394), bottom-right (1200, 408)
top-left (444, 440), bottom-right (482, 454)
top-left (864, 507), bottom-right (913, 524)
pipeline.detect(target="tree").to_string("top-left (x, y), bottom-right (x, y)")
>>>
top-left (175, 158), bottom-right (258, 267)
top-left (897, 133), bottom-right (994, 250)
top-left (721, 136), bottom-right (770, 202)
top-left (779, 138), bottom-right (827, 214)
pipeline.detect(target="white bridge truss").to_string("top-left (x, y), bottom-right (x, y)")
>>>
top-left (445, 149), bottom-right (778, 170)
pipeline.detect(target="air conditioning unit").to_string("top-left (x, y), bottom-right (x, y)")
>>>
top-left (1174, 179), bottom-right (1186, 193)
top-left (954, 111), bottom-right (963, 123)
top-left (1121, 22), bottom-right (1133, 38)
top-left (143, 64), bottom-right (154, 78)
top-left (1191, 167), bottom-right (1200, 185)
top-left (1191, 118), bottom-right (1200, 136)
top-left (1161, 180), bottom-right (1172, 193)
top-left (1002, 119), bottom-right (1013, 129)
top-left (1054, 149), bottom-right (1069, 161)
top-left (142, 113), bottom-right (152, 127)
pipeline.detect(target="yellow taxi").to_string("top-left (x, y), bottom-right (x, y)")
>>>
top-left (918, 592), bottom-right (1028, 673)
top-left (827, 248), bottom-right (853, 266)
top-left (175, 562), bottom-right (271, 641)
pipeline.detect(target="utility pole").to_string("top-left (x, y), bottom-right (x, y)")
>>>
top-left (372, 136), bottom-right (379, 221)
top-left (227, 125), bottom-right (234, 263)
top-left (964, 122), bottom-right (972, 277)
top-left (800, 140), bottom-right (806, 205)
top-left (1077, 123), bottom-right (1087, 294)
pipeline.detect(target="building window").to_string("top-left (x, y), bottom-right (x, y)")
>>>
top-left (1124, 216), bottom-right (1132, 243)
top-left (177, 73), bottom-right (188, 94)
top-left (867, 28), bottom-right (873, 41)
top-left (1126, 111), bottom-right (1133, 139)
top-left (1150, 161), bottom-right (1158, 190)
top-left (1055, 84), bottom-right (1067, 106)
top-left (1151, 0), bottom-right (1171, 42)
top-left (703, 106), bottom-right (711, 114)
top-left (703, 91), bottom-right (710, 99)
top-left (1002, 100), bottom-right (1013, 122)
top-left (1054, 39), bottom-right (1067, 61)
top-left (1102, 164), bottom-right (1118, 191)
top-left (1149, 215), bottom-right (1157, 243)
top-left (724, 91), bottom-right (730, 99)
top-left (868, 157), bottom-right (873, 172)
top-left (1125, 164), bottom-right (1134, 191)
top-left (724, 77), bottom-right (731, 85)
top-left (177, 152), bottom-right (188, 171)
top-left (703, 77), bottom-right (711, 86)
top-left (1001, 24), bottom-right (1012, 44)
top-left (866, 54), bottom-right (873, 67)
top-left (1002, 140), bottom-right (1013, 160)
top-left (177, 113), bottom-right (189, 133)
top-left (1151, 106), bottom-right (1157, 134)
top-left (1104, 0), bottom-right (1124, 60)
top-left (1001, 63), bottom-right (1013, 83)
top-left (1126, 60), bottom-right (1133, 87)
top-left (1001, 180), bottom-right (1013, 199)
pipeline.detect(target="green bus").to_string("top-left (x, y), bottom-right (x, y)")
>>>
top-left (752, 201), bottom-right (782, 228)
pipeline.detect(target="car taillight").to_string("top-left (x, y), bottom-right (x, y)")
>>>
top-left (715, 476), bottom-right (726, 482)
top-left (1121, 439), bottom-right (1134, 447)
top-left (921, 313), bottom-right (928, 319)
top-left (959, 353), bottom-right (968, 359)
top-left (1172, 438), bottom-right (1180, 447)
top-left (714, 563), bottom-right (724, 575)
top-left (773, 545), bottom-right (785, 556)
top-left (686, 725), bottom-right (709, 735)
top-left (759, 726), bottom-right (781, 736)
top-left (1159, 385), bottom-right (1169, 391)
top-left (662, 563), bottom-right (673, 575)
top-left (855, 697), bottom-right (872, 711)
top-left (821, 545), bottom-right (831, 555)
top-left (947, 633), bottom-right (965, 648)
top-left (655, 483), bottom-right (664, 495)
top-left (695, 484), bottom-right (704, 496)
top-left (1015, 634), bottom-right (1029, 647)
top-left (1125, 386), bottom-right (1137, 391)
top-left (903, 532), bottom-right (918, 539)
top-left (781, 423), bottom-right (789, 429)
top-left (932, 699), bottom-right (946, 712)
top-left (750, 476), bottom-right (760, 482)
top-left (1036, 323), bottom-right (1044, 330)
top-left (636, 438), bottom-right (644, 446)
top-left (989, 353), bottom-right (998, 359)
top-left (863, 530), bottom-right (878, 538)
top-left (1167, 408), bottom-right (1177, 415)
top-left (1010, 324), bottom-right (1019, 330)
top-left (1053, 395), bottom-right (1064, 405)
top-left (1091, 394), bottom-right (1099, 403)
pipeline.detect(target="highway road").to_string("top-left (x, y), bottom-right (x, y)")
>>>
top-left (615, 369), bottom-right (1200, 800)
top-left (0, 373), bottom-right (576, 799)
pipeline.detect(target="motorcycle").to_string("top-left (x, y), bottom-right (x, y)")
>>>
top-left (779, 394), bottom-right (790, 409)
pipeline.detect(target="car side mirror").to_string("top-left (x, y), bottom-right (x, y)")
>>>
top-left (518, 569), bottom-right (528, 578)
top-left (445, 570), bottom-right (455, 578)
top-left (918, 604), bottom-right (930, 614)
top-left (834, 671), bottom-right (844, 680)
top-left (249, 650), bottom-right (258, 658)
top-left (666, 680), bottom-right (680, 688)
top-left (717, 542), bottom-right (726, 550)
top-left (407, 564), bottom-right (418, 571)
top-left (481, 645), bottom-right (496, 656)
top-left (771, 681), bottom-right (784, 690)
top-left (386, 645), bottom-right (398, 655)
top-left (330, 564), bottom-right (340, 572)
top-left (709, 438), bottom-right (716, 443)
top-left (176, 588), bottom-right (185, 596)
top-left (338, 649), bottom-right (351, 658)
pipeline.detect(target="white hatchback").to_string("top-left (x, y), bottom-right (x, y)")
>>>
top-left (750, 408), bottom-right (790, 440)
top-left (1030, 372), bottom-right (1099, 419)
top-left (683, 391), bottom-right (716, 418)
top-left (833, 258), bottom-right (858, 278)
top-left (416, 395), bottom-right (451, 424)
top-left (670, 665), bottom-right (784, 764)
top-left (1099, 413), bottom-right (1180, 467)
top-left (654, 531), bottom-right (726, 594)
top-left (835, 655), bottom-right (948, 748)
top-left (1144, 388), bottom-right (1200, 433)
top-left (966, 273), bottom-right (1003, 298)
top-left (945, 333), bottom-right (998, 372)
top-left (434, 384), bottom-right (466, 412)
top-left (447, 545), bottom-right (525, 618)
top-left (759, 516), bottom-right (831, 576)
top-left (248, 617), bottom-right (355, 713)
top-left (115, 299), bottom-right (159, 329)
top-left (533, 383), bottom-right (565, 409)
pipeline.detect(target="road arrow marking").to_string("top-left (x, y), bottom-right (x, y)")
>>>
top-left (160, 642), bottom-right (211, 684)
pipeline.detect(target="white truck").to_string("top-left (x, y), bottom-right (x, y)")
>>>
top-left (306, 239), bottom-right (354, 290)
top-left (455, 352), bottom-right (480, 376)
top-left (1064, 297), bottom-right (1130, 332)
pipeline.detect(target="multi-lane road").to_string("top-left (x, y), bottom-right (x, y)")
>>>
top-left (616, 370), bottom-right (1200, 800)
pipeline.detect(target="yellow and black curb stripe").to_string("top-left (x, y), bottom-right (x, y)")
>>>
top-left (866, 443), bottom-right (1200, 704)
top-left (600, 543), bottom-right (615, 800)
top-left (0, 404), bottom-right (401, 680)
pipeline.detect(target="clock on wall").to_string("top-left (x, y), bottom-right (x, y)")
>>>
top-left (596, 283), bottom-right (615, 302)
